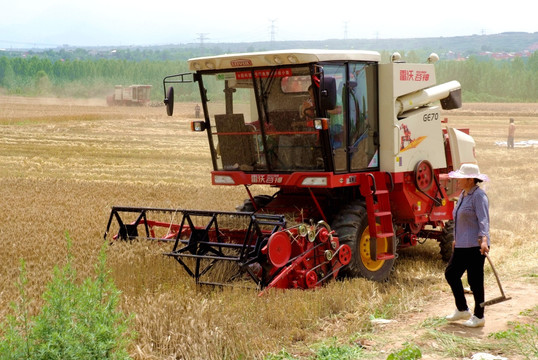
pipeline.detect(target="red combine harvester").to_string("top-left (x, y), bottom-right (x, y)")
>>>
top-left (104, 50), bottom-right (478, 294)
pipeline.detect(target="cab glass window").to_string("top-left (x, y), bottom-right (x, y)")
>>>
top-left (349, 63), bottom-right (378, 171)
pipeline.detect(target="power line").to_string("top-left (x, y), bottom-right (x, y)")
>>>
top-left (0, 39), bottom-right (64, 48)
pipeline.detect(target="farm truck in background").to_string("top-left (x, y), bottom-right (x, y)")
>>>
top-left (105, 50), bottom-right (478, 293)
top-left (106, 84), bottom-right (152, 106)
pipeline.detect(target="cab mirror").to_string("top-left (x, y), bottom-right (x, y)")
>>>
top-left (319, 76), bottom-right (336, 111)
top-left (164, 86), bottom-right (174, 116)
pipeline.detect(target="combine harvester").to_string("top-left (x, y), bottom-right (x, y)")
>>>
top-left (106, 85), bottom-right (152, 106)
top-left (104, 50), bottom-right (478, 294)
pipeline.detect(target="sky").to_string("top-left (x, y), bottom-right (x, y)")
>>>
top-left (1, 0), bottom-right (536, 49)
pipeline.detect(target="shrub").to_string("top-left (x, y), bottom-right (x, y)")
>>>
top-left (0, 234), bottom-right (135, 360)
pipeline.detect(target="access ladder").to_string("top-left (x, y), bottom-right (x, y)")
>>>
top-left (360, 172), bottom-right (396, 261)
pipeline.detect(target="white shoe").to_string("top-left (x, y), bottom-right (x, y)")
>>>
top-left (463, 315), bottom-right (485, 328)
top-left (446, 309), bottom-right (472, 321)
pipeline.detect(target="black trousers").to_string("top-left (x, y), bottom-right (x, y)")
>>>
top-left (445, 247), bottom-right (486, 319)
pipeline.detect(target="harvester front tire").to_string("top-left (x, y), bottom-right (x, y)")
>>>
top-left (332, 201), bottom-right (395, 281)
top-left (439, 220), bottom-right (454, 262)
top-left (236, 195), bottom-right (273, 213)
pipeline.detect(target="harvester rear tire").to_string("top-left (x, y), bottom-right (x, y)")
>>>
top-left (439, 220), bottom-right (454, 262)
top-left (332, 201), bottom-right (395, 281)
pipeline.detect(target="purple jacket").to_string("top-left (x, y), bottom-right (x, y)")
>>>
top-left (453, 185), bottom-right (490, 248)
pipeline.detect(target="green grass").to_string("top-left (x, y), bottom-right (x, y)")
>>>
top-left (386, 342), bottom-right (422, 360)
top-left (265, 337), bottom-right (365, 360)
top-left (414, 308), bottom-right (538, 360)
top-left (489, 307), bottom-right (538, 360)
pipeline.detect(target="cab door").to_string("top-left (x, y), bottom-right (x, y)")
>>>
top-left (323, 62), bottom-right (379, 173)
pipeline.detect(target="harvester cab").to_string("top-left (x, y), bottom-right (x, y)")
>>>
top-left (105, 50), bottom-right (478, 293)
top-left (164, 50), bottom-right (472, 189)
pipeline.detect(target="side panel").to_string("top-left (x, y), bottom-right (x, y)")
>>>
top-left (114, 86), bottom-right (123, 101)
top-left (393, 106), bottom-right (447, 171)
top-left (447, 127), bottom-right (477, 168)
top-left (389, 171), bottom-right (454, 223)
top-left (378, 62), bottom-right (447, 173)
top-left (123, 87), bottom-right (133, 101)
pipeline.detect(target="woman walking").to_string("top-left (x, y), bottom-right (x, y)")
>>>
top-left (445, 163), bottom-right (490, 328)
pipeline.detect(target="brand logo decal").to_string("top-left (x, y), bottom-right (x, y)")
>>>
top-left (400, 70), bottom-right (430, 81)
top-left (236, 68), bottom-right (292, 80)
top-left (250, 174), bottom-right (283, 184)
top-left (231, 59), bottom-right (252, 67)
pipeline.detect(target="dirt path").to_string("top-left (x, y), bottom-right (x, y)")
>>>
top-left (375, 275), bottom-right (538, 359)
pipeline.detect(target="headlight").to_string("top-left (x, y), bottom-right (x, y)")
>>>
top-left (301, 177), bottom-right (328, 186)
top-left (214, 175), bottom-right (235, 184)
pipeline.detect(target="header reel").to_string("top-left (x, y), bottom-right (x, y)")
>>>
top-left (104, 206), bottom-right (351, 295)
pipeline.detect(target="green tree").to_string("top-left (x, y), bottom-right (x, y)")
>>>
top-left (0, 57), bottom-right (17, 88)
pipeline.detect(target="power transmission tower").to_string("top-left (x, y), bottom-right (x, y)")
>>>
top-left (197, 33), bottom-right (209, 47)
top-left (269, 19), bottom-right (277, 43)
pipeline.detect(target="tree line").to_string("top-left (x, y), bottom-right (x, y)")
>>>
top-left (435, 53), bottom-right (538, 102)
top-left (0, 57), bottom-right (193, 101)
top-left (0, 52), bottom-right (537, 102)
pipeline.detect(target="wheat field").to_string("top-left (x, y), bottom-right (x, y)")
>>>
top-left (1, 96), bottom-right (537, 359)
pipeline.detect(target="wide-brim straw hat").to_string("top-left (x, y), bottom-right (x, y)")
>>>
top-left (448, 163), bottom-right (489, 182)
